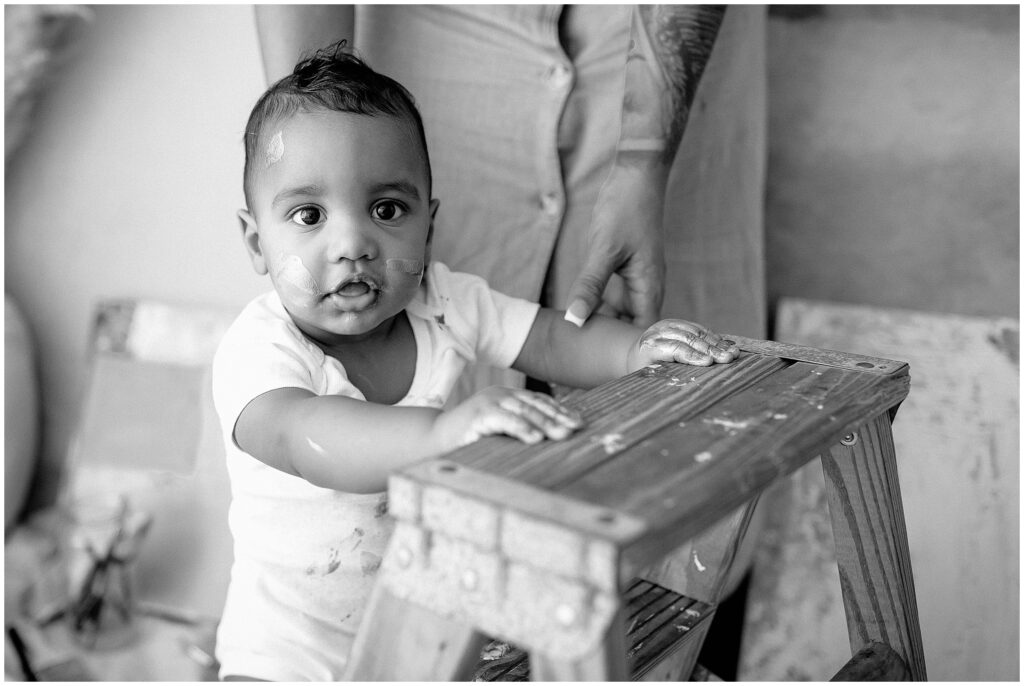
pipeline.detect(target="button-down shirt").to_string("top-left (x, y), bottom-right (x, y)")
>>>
top-left (357, 6), bottom-right (767, 400)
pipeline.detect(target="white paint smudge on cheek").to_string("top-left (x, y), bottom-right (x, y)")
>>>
top-left (275, 254), bottom-right (320, 297)
top-left (694, 451), bottom-right (712, 463)
top-left (306, 437), bottom-right (326, 455)
top-left (265, 130), bottom-right (284, 167)
top-left (386, 258), bottom-right (424, 275)
top-left (692, 550), bottom-right (707, 572)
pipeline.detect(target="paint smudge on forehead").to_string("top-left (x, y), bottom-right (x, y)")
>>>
top-left (385, 258), bottom-right (424, 276)
top-left (265, 130), bottom-right (284, 168)
top-left (275, 253), bottom-right (320, 296)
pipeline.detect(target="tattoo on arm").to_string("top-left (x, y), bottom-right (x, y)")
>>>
top-left (636, 5), bottom-right (726, 154)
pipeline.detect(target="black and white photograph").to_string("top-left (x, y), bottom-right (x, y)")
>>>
top-left (4, 4), bottom-right (1018, 682)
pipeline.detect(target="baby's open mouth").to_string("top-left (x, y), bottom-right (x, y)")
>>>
top-left (336, 281), bottom-right (372, 297)
top-left (327, 275), bottom-right (381, 310)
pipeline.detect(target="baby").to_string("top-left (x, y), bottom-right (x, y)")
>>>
top-left (212, 41), bottom-right (738, 681)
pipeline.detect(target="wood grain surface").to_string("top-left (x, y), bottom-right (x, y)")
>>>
top-left (830, 641), bottom-right (910, 681)
top-left (377, 333), bottom-right (921, 681)
top-left (445, 354), bottom-right (788, 487)
top-left (821, 414), bottom-right (927, 679)
top-left (344, 579), bottom-right (488, 680)
top-left (561, 362), bottom-right (909, 570)
top-left (473, 578), bottom-right (715, 681)
top-left (726, 334), bottom-right (907, 375)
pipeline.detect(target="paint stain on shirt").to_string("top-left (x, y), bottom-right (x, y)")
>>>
top-left (348, 527), bottom-right (364, 551)
top-left (360, 551), bottom-right (382, 577)
top-left (325, 548), bottom-right (341, 575)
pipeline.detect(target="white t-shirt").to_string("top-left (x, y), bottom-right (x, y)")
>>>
top-left (211, 262), bottom-right (539, 681)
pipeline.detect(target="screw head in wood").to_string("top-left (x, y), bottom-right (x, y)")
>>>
top-left (841, 432), bottom-right (858, 446)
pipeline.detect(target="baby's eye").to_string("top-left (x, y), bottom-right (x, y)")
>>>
top-left (290, 207), bottom-right (323, 226)
top-left (371, 201), bottom-right (406, 223)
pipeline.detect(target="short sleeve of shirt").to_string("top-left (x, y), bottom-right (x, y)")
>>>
top-left (416, 263), bottom-right (540, 369)
top-left (212, 294), bottom-right (324, 449)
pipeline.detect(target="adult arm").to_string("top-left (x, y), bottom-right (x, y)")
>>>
top-left (564, 5), bottom-right (726, 329)
top-left (254, 5), bottom-right (355, 84)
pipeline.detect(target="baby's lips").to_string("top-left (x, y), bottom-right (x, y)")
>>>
top-left (336, 281), bottom-right (372, 297)
top-left (330, 273), bottom-right (381, 295)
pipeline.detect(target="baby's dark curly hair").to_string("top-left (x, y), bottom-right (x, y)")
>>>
top-left (242, 40), bottom-right (431, 209)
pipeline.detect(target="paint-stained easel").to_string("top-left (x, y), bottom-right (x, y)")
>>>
top-left (344, 336), bottom-right (926, 681)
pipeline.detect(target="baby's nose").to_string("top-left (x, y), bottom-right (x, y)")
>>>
top-left (326, 219), bottom-right (377, 263)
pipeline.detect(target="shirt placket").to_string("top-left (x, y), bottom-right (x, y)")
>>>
top-left (530, 6), bottom-right (574, 302)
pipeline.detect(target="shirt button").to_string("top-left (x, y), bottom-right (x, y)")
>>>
top-left (547, 63), bottom-right (572, 90)
top-left (540, 192), bottom-right (561, 215)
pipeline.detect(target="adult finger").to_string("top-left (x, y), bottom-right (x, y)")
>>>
top-left (624, 262), bottom-right (664, 329)
top-left (563, 243), bottom-right (620, 328)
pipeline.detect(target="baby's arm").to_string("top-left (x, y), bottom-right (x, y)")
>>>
top-left (514, 309), bottom-right (739, 389)
top-left (234, 385), bottom-right (581, 494)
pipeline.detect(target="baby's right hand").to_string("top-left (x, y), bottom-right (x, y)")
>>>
top-left (436, 386), bottom-right (584, 450)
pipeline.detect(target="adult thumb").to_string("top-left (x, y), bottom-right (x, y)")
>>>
top-left (564, 252), bottom-right (617, 328)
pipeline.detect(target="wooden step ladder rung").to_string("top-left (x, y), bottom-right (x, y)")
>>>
top-left (474, 578), bottom-right (714, 681)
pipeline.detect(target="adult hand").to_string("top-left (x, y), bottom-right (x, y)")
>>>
top-left (563, 157), bottom-right (669, 329)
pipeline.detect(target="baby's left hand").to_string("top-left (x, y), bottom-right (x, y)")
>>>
top-left (627, 319), bottom-right (740, 371)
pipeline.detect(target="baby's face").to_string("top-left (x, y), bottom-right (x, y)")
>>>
top-left (242, 110), bottom-right (435, 344)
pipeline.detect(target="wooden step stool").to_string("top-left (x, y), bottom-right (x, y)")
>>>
top-left (344, 336), bottom-right (927, 681)
top-left (473, 577), bottom-right (715, 681)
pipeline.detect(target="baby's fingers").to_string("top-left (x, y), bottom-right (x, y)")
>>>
top-left (501, 392), bottom-right (584, 440)
top-left (466, 410), bottom-right (546, 446)
top-left (644, 336), bottom-right (716, 366)
top-left (641, 323), bottom-right (738, 365)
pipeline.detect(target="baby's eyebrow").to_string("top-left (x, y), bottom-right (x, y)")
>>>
top-left (272, 184), bottom-right (324, 207)
top-left (368, 180), bottom-right (421, 200)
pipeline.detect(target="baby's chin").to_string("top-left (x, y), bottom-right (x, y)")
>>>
top-left (317, 305), bottom-right (409, 341)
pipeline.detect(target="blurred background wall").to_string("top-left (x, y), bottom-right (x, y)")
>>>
top-left (4, 4), bottom-right (1018, 681)
top-left (6, 5), bottom-right (268, 510)
top-left (750, 6), bottom-right (1018, 681)
top-left (765, 5), bottom-right (1018, 320)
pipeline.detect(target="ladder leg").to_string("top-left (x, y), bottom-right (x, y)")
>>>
top-left (530, 604), bottom-right (630, 681)
top-left (344, 579), bottom-right (488, 680)
top-left (819, 411), bottom-right (927, 680)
